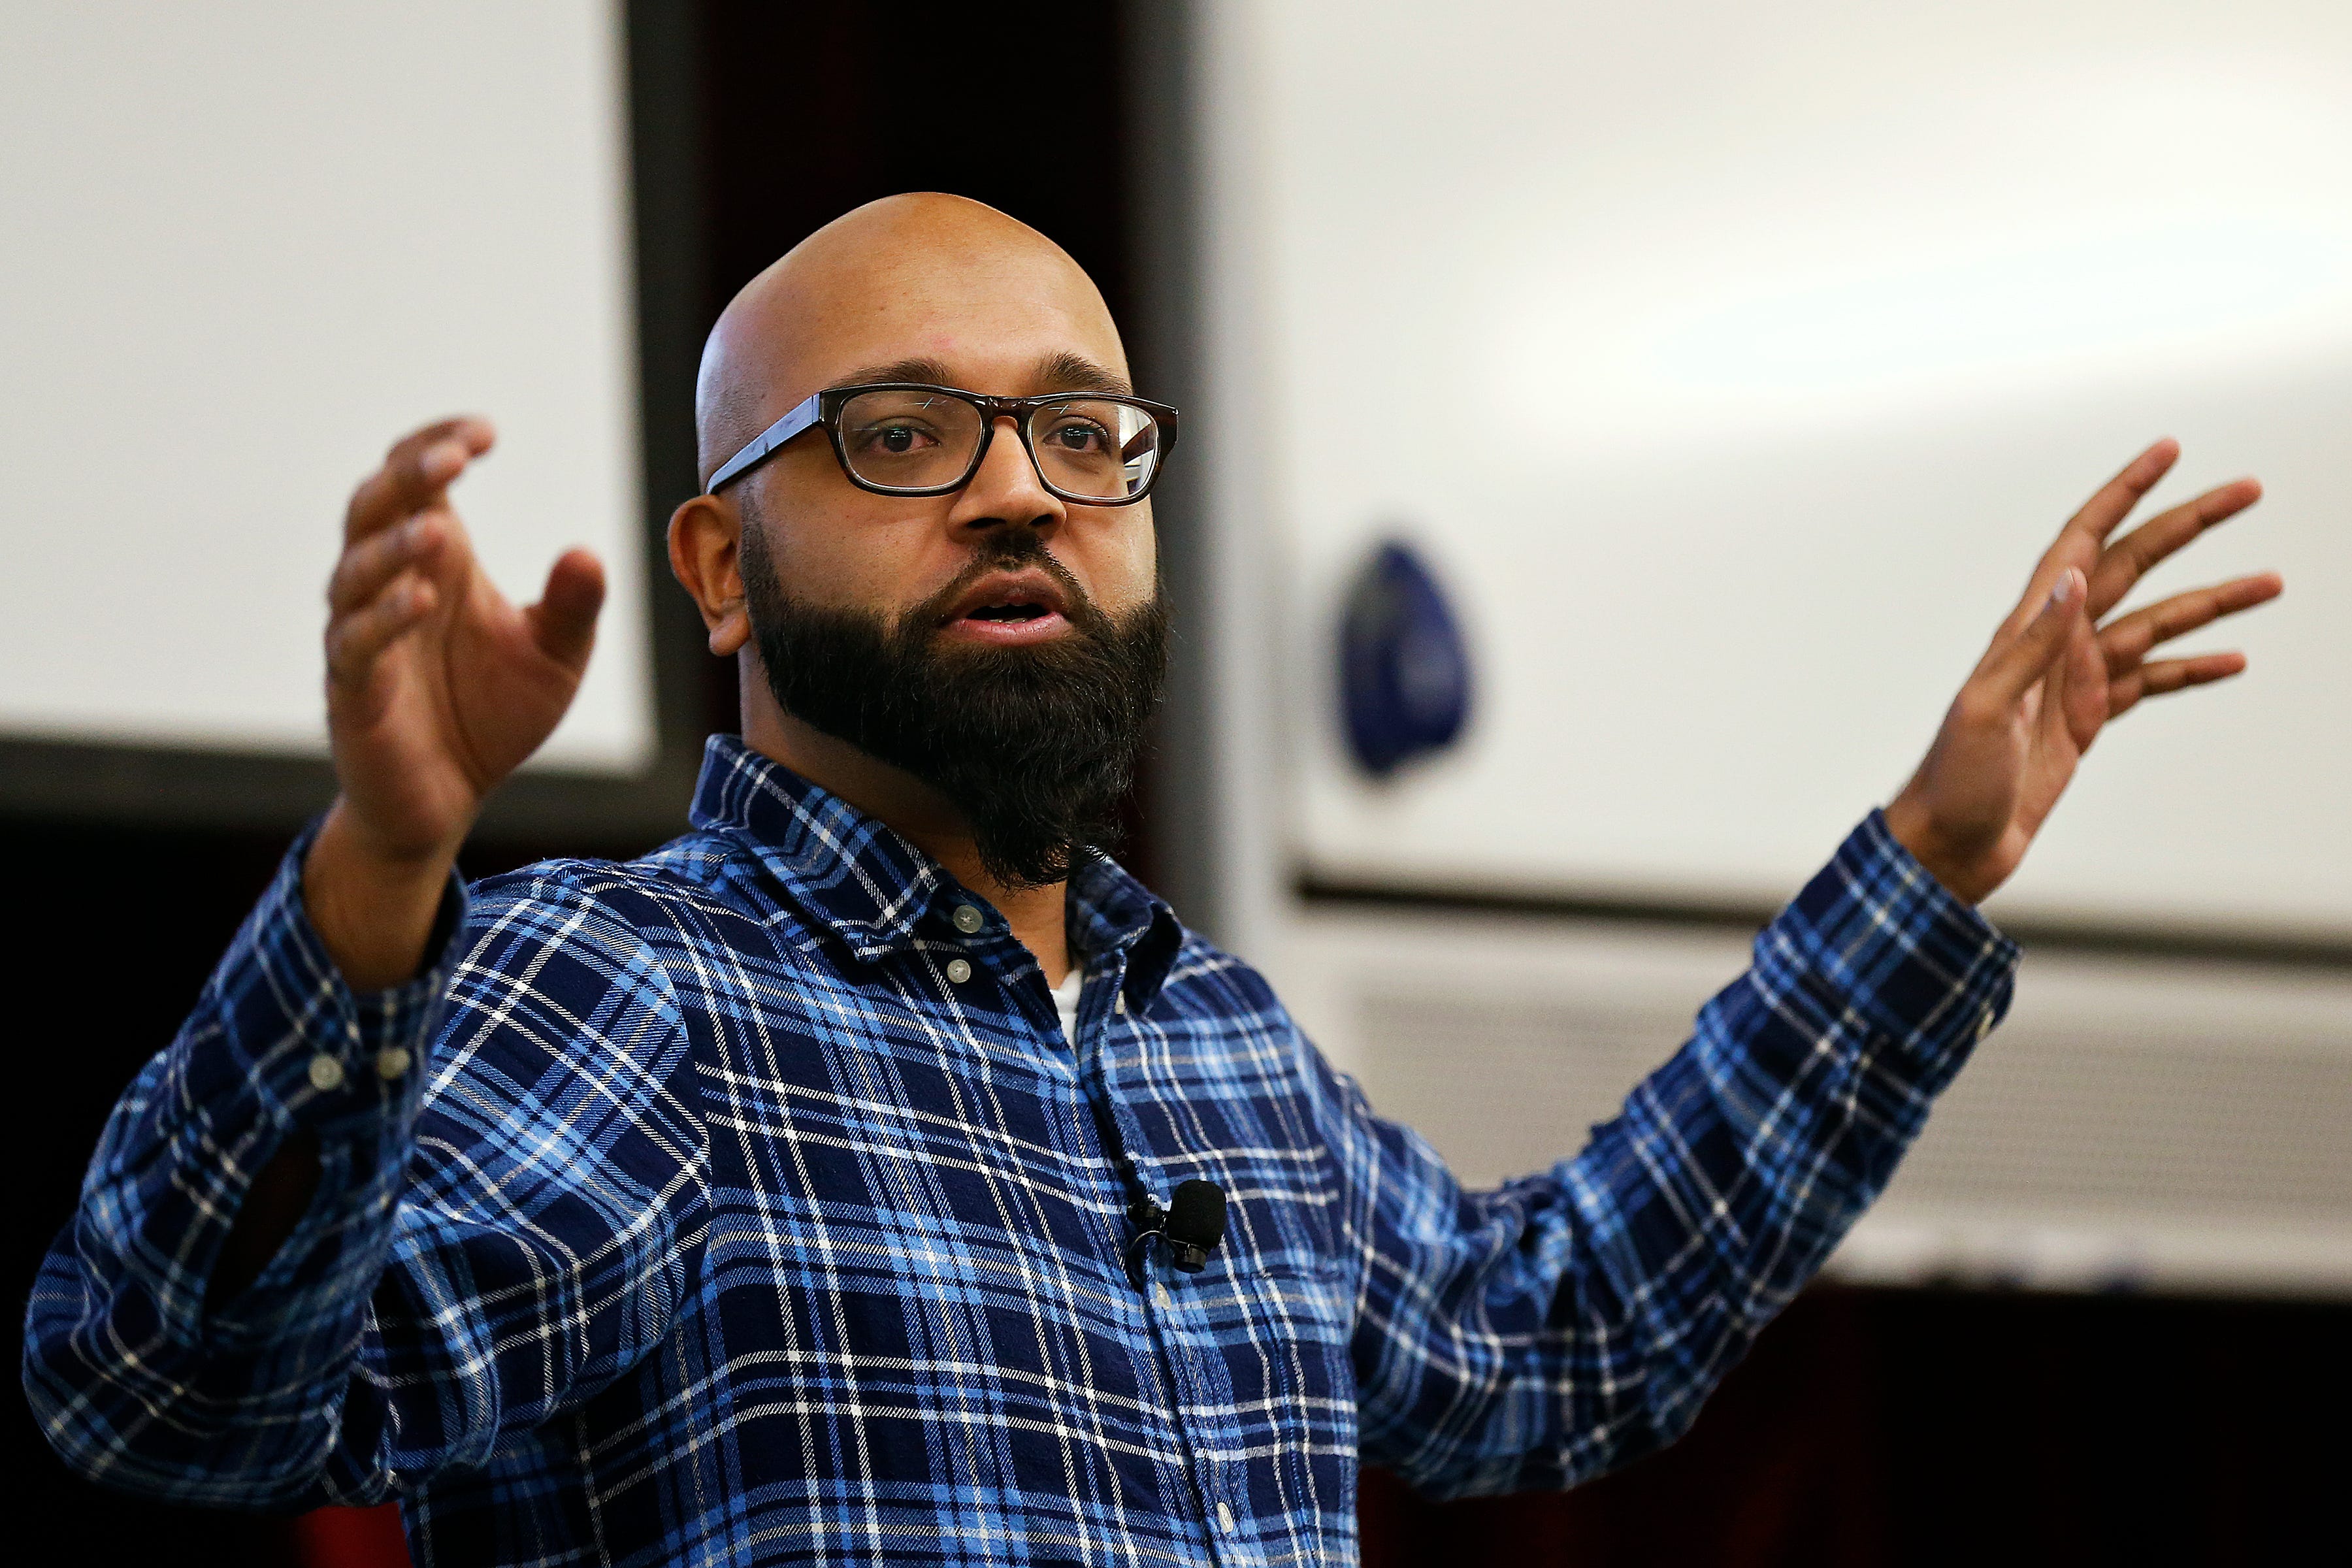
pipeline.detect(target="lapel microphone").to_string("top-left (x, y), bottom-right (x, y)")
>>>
top-left (1124, 1178), bottom-right (1228, 1285)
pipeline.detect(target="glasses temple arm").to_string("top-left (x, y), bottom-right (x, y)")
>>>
top-left (706, 391), bottom-right (823, 493)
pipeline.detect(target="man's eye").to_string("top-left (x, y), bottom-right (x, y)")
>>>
top-left (858, 423), bottom-right (936, 454)
top-left (1048, 421), bottom-right (1108, 451)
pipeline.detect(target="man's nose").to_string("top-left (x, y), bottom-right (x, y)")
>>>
top-left (947, 415), bottom-right (1066, 535)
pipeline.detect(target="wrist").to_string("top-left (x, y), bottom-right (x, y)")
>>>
top-left (304, 800), bottom-right (463, 988)
top-left (1882, 792), bottom-right (1993, 906)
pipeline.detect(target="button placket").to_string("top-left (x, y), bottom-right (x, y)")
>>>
top-left (1088, 1041), bottom-right (1254, 1566)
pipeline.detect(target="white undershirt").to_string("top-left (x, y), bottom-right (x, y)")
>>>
top-left (1050, 964), bottom-right (1085, 1047)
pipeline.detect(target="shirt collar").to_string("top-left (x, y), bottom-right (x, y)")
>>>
top-left (687, 734), bottom-right (1182, 994)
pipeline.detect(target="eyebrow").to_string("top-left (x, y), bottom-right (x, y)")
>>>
top-left (1033, 351), bottom-right (1134, 397)
top-left (821, 352), bottom-right (1134, 398)
top-left (824, 357), bottom-right (956, 392)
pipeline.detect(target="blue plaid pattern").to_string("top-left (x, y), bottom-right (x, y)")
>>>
top-left (26, 734), bottom-right (2017, 1566)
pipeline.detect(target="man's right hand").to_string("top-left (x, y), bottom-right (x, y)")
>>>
top-left (304, 417), bottom-right (605, 987)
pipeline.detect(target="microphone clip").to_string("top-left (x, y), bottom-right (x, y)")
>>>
top-left (1124, 1179), bottom-right (1228, 1287)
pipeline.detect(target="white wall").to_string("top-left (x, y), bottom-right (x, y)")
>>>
top-left (0, 1), bottom-right (651, 772)
top-left (1279, 907), bottom-right (2352, 1297)
top-left (1194, 0), bottom-right (2352, 1293)
top-left (1203, 0), bottom-right (2352, 940)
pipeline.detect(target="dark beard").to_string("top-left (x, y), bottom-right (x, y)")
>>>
top-left (740, 522), bottom-right (1168, 889)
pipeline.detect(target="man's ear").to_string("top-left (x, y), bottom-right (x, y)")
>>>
top-left (668, 493), bottom-right (751, 657)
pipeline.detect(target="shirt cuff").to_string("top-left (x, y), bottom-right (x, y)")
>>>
top-left (1776, 808), bottom-right (2021, 1096)
top-left (168, 818), bottom-right (466, 1339)
top-left (206, 817), bottom-right (463, 1128)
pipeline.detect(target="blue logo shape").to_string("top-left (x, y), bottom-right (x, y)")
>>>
top-left (1338, 540), bottom-right (1473, 777)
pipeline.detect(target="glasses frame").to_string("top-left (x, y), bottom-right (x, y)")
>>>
top-left (705, 382), bottom-right (1181, 505)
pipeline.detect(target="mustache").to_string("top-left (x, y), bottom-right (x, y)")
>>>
top-left (898, 531), bottom-right (1113, 642)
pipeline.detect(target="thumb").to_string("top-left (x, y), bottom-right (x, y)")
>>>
top-left (1984, 566), bottom-right (2083, 706)
top-left (2053, 604), bottom-right (2108, 751)
top-left (527, 547), bottom-right (606, 670)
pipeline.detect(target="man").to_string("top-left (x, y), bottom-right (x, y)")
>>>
top-left (25, 194), bottom-right (2279, 1566)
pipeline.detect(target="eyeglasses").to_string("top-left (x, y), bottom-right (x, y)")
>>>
top-left (706, 382), bottom-right (1181, 505)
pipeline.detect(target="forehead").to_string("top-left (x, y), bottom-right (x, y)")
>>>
top-left (777, 242), bottom-right (1126, 400)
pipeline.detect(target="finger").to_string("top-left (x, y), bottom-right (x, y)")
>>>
top-left (1982, 566), bottom-right (2085, 706)
top-left (2001, 439), bottom-right (2182, 635)
top-left (341, 429), bottom-right (487, 546)
top-left (343, 416), bottom-right (496, 543)
top-left (2142, 651), bottom-right (2249, 696)
top-left (2086, 477), bottom-right (2262, 617)
top-left (327, 513), bottom-right (449, 615)
top-left (2100, 572), bottom-right (2282, 674)
top-left (2062, 436), bottom-right (2181, 548)
top-left (325, 573), bottom-right (438, 688)
top-left (2109, 652), bottom-right (2247, 719)
top-left (525, 547), bottom-right (605, 670)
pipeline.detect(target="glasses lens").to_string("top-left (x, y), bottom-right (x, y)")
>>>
top-left (1027, 398), bottom-right (1161, 501)
top-left (837, 389), bottom-right (985, 491)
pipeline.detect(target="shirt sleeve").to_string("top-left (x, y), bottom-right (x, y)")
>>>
top-left (20, 833), bottom-right (704, 1511)
top-left (1328, 809), bottom-right (2019, 1499)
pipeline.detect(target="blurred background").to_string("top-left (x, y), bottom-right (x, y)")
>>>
top-left (5, 3), bottom-right (2347, 1563)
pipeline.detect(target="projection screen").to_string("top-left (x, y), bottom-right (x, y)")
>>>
top-left (0, 2), bottom-right (656, 796)
top-left (1201, 0), bottom-right (2352, 943)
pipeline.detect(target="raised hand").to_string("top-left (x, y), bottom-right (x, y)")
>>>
top-left (306, 417), bottom-right (606, 985)
top-left (1884, 438), bottom-right (2281, 905)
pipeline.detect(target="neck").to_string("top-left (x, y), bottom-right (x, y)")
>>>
top-left (740, 695), bottom-right (1074, 985)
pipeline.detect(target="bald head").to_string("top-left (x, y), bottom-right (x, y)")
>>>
top-left (666, 194), bottom-right (1166, 899)
top-left (695, 193), bottom-right (1129, 489)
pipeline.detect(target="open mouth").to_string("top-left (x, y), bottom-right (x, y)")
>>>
top-left (938, 570), bottom-right (1075, 643)
top-left (964, 598), bottom-right (1053, 624)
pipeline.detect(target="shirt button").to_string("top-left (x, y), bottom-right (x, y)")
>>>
top-left (1113, 992), bottom-right (1127, 1015)
top-left (945, 958), bottom-right (973, 984)
top-left (1217, 1501), bottom-right (1235, 1534)
top-left (1976, 1005), bottom-right (1996, 1042)
top-left (306, 1053), bottom-right (346, 1092)
top-left (1154, 1282), bottom-right (1174, 1311)
top-left (952, 904), bottom-right (984, 934)
top-left (375, 1045), bottom-right (413, 1082)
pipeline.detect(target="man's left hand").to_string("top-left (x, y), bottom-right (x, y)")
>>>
top-left (1884, 438), bottom-right (2281, 904)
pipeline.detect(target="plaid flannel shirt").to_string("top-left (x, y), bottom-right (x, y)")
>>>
top-left (26, 734), bottom-right (2017, 1567)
